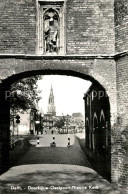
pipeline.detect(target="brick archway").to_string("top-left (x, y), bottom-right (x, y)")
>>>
top-left (0, 56), bottom-right (117, 182)
top-left (0, 55), bottom-right (117, 126)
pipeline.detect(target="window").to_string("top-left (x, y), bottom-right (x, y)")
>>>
top-left (92, 91), bottom-right (94, 101)
top-left (87, 96), bottom-right (89, 106)
top-left (37, 0), bottom-right (65, 55)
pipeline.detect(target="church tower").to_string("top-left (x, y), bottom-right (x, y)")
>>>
top-left (47, 85), bottom-right (56, 116)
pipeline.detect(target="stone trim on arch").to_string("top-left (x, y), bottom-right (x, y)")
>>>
top-left (0, 56), bottom-right (117, 128)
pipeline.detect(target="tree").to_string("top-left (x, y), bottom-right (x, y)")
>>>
top-left (54, 115), bottom-right (71, 129)
top-left (10, 75), bottom-right (43, 113)
top-left (54, 117), bottom-right (65, 129)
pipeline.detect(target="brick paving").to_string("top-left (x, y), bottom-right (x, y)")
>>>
top-left (15, 134), bottom-right (91, 167)
top-left (0, 134), bottom-right (123, 194)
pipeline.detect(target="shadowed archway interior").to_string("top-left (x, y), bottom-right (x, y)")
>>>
top-left (0, 69), bottom-right (111, 182)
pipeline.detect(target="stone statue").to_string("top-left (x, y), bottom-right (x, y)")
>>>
top-left (44, 9), bottom-right (59, 53)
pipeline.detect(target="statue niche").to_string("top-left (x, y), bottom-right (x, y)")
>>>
top-left (44, 8), bottom-right (59, 54)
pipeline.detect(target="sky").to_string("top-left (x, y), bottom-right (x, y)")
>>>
top-left (37, 75), bottom-right (92, 116)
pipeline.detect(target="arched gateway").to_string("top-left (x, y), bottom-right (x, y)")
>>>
top-left (0, 0), bottom-right (127, 188)
top-left (0, 55), bottom-right (116, 182)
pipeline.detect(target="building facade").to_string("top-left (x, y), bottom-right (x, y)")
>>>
top-left (0, 0), bottom-right (127, 187)
top-left (83, 84), bottom-right (111, 155)
top-left (43, 114), bottom-right (55, 130)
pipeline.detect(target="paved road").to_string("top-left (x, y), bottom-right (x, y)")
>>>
top-left (0, 164), bottom-right (121, 194)
top-left (0, 134), bottom-right (123, 194)
top-left (15, 134), bottom-right (91, 167)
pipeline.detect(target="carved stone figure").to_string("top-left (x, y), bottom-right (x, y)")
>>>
top-left (44, 9), bottom-right (59, 53)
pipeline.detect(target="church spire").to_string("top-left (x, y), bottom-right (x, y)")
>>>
top-left (47, 85), bottom-right (56, 116)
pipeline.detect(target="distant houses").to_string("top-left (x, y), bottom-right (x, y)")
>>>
top-left (10, 85), bottom-right (85, 136)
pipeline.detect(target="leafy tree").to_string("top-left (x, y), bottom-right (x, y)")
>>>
top-left (54, 117), bottom-right (65, 129)
top-left (10, 75), bottom-right (43, 113)
top-left (54, 115), bottom-right (71, 129)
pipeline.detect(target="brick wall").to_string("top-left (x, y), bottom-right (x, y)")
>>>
top-left (0, 0), bottom-right (36, 54)
top-left (0, 0), bottom-right (115, 55)
top-left (114, 0), bottom-right (128, 187)
top-left (114, 0), bottom-right (128, 52)
top-left (116, 56), bottom-right (128, 126)
top-left (113, 55), bottom-right (128, 186)
top-left (66, 0), bottom-right (115, 54)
